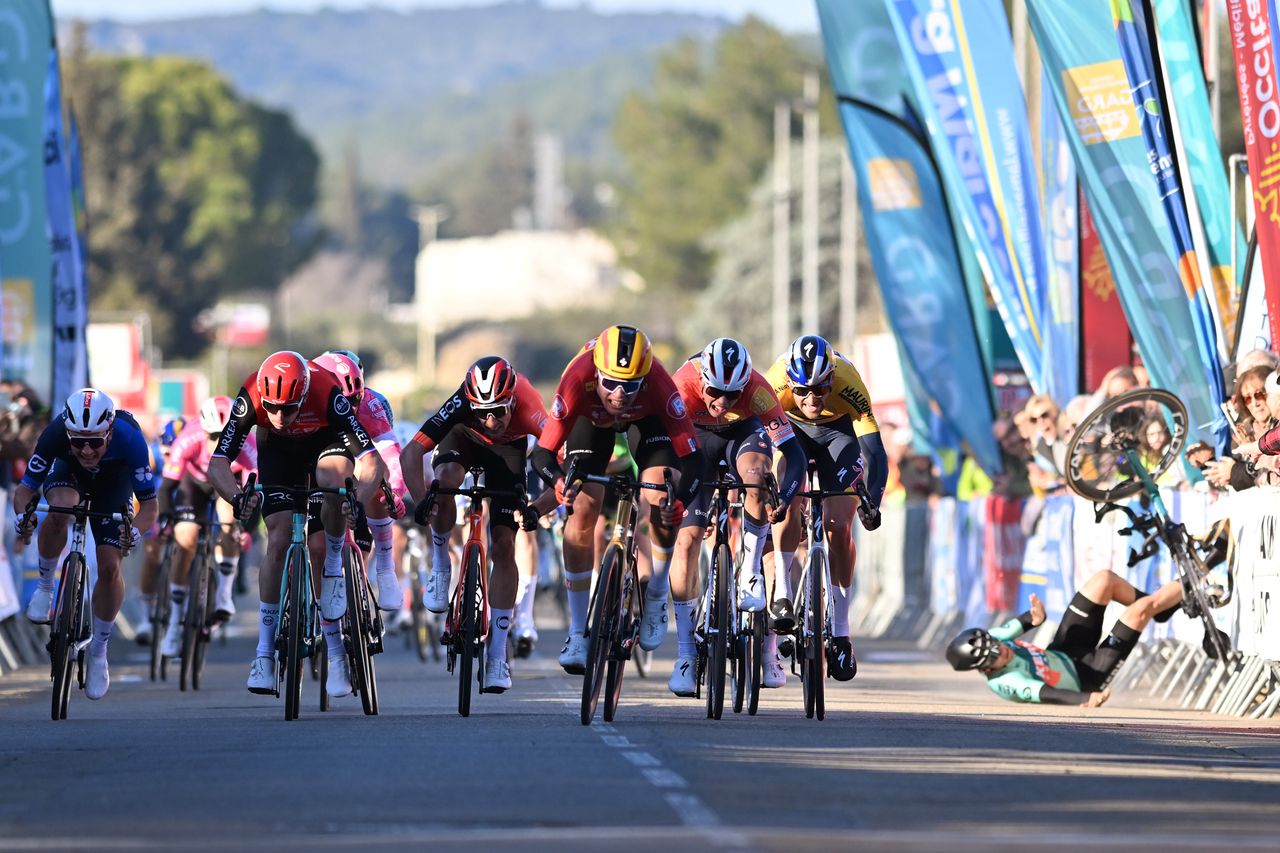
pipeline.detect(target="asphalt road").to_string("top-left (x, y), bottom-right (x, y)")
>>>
top-left (1, 610), bottom-right (1278, 852)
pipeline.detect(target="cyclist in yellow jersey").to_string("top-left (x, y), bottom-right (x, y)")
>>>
top-left (762, 335), bottom-right (888, 682)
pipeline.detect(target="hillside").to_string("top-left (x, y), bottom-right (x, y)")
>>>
top-left (79, 2), bottom-right (727, 187)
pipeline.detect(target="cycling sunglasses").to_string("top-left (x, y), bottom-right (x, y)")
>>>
top-left (473, 402), bottom-right (513, 419)
top-left (67, 433), bottom-right (108, 450)
top-left (598, 374), bottom-right (644, 395)
top-left (792, 382), bottom-right (832, 398)
top-left (705, 386), bottom-right (742, 401)
top-left (262, 401), bottom-right (301, 415)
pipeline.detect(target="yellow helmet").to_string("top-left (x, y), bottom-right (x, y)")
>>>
top-left (592, 324), bottom-right (653, 381)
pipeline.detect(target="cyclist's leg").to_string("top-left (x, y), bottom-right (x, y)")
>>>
top-left (26, 466), bottom-right (80, 623)
top-left (363, 486), bottom-right (401, 610)
top-left (560, 417), bottom-right (612, 645)
top-left (483, 440), bottom-right (527, 674)
top-left (633, 417), bottom-right (682, 650)
top-left (669, 519), bottom-right (704, 696)
top-left (137, 534), bottom-right (164, 641)
top-left (316, 443), bottom-right (357, 619)
top-left (82, 466), bottom-right (139, 699)
top-left (213, 493), bottom-right (241, 617)
top-left (807, 423), bottom-right (861, 681)
top-left (731, 422), bottom-right (772, 611)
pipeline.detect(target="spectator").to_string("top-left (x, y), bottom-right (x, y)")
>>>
top-left (1138, 414), bottom-right (1188, 488)
top-left (991, 418), bottom-right (1032, 499)
top-left (1022, 394), bottom-right (1065, 488)
top-left (1087, 366), bottom-right (1139, 413)
top-left (1205, 366), bottom-right (1279, 490)
top-left (899, 449), bottom-right (940, 500)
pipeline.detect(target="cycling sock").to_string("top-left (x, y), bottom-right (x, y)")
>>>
top-left (566, 569), bottom-right (593, 635)
top-left (775, 551), bottom-right (795, 599)
top-left (431, 529), bottom-right (452, 575)
top-left (218, 558), bottom-right (236, 577)
top-left (647, 545), bottom-right (673, 600)
top-left (489, 608), bottom-right (513, 660)
top-left (90, 616), bottom-right (113, 656)
top-left (169, 583), bottom-right (187, 625)
top-left (140, 592), bottom-right (156, 614)
top-left (216, 562), bottom-right (236, 597)
top-left (516, 576), bottom-right (536, 626)
top-left (323, 533), bottom-right (345, 577)
top-left (321, 619), bottom-right (344, 657)
top-left (673, 598), bottom-right (698, 658)
top-left (37, 555), bottom-right (59, 589)
top-left (257, 602), bottom-right (279, 658)
top-left (742, 515), bottom-right (768, 577)
top-left (832, 585), bottom-right (851, 637)
top-left (368, 516), bottom-right (395, 576)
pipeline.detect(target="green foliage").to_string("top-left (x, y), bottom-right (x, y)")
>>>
top-left (64, 51), bottom-right (320, 358)
top-left (609, 17), bottom-right (833, 294)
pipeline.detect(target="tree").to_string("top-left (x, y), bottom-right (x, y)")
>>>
top-left (63, 48), bottom-right (320, 358)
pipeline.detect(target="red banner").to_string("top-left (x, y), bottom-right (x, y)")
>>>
top-left (1079, 193), bottom-right (1133, 391)
top-left (983, 495), bottom-right (1026, 612)
top-left (1228, 0), bottom-right (1280, 347)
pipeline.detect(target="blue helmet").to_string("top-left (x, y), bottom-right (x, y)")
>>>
top-left (160, 416), bottom-right (187, 447)
top-left (784, 335), bottom-right (834, 387)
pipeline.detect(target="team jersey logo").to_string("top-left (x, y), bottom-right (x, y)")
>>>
top-left (333, 393), bottom-right (352, 416)
top-left (750, 387), bottom-right (772, 415)
top-left (135, 466), bottom-right (153, 483)
top-left (232, 397), bottom-right (249, 418)
top-left (550, 394), bottom-right (567, 421)
top-left (28, 455), bottom-right (47, 474)
top-left (667, 393), bottom-right (686, 419)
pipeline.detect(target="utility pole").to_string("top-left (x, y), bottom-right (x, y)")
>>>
top-left (773, 102), bottom-right (792, 356)
top-left (801, 74), bottom-right (820, 336)
top-left (413, 204), bottom-right (449, 388)
top-left (840, 152), bottom-right (858, 354)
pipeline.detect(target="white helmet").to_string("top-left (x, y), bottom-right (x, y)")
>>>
top-left (699, 337), bottom-right (752, 393)
top-left (198, 395), bottom-right (233, 434)
top-left (64, 388), bottom-right (115, 435)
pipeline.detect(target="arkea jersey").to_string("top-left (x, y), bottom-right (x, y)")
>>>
top-left (413, 373), bottom-right (548, 452)
top-left (163, 421), bottom-right (258, 484)
top-left (670, 359), bottom-right (795, 446)
top-left (538, 342), bottom-right (699, 459)
top-left (764, 352), bottom-right (880, 435)
top-left (22, 410), bottom-right (158, 501)
top-left (213, 363), bottom-right (375, 463)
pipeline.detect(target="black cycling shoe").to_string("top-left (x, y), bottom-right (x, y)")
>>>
top-left (777, 637), bottom-right (795, 659)
top-left (770, 597), bottom-right (796, 633)
top-left (513, 635), bottom-right (533, 659)
top-left (827, 636), bottom-right (857, 682)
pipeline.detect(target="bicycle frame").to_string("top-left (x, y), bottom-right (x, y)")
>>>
top-left (447, 475), bottom-right (491, 648)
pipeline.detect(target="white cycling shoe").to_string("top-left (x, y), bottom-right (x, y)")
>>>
top-left (326, 655), bottom-right (353, 697)
top-left (160, 620), bottom-right (183, 658)
top-left (737, 572), bottom-right (766, 613)
top-left (639, 594), bottom-right (668, 652)
top-left (424, 568), bottom-right (451, 614)
top-left (668, 656), bottom-right (697, 697)
top-left (320, 573), bottom-right (347, 621)
top-left (247, 656), bottom-right (275, 695)
top-left (482, 658), bottom-right (512, 694)
top-left (559, 633), bottom-right (587, 674)
top-left (25, 586), bottom-right (53, 625)
top-left (85, 653), bottom-right (110, 700)
top-left (763, 652), bottom-right (787, 688)
top-left (375, 569), bottom-right (403, 612)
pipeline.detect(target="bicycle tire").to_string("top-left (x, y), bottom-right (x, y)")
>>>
top-left (344, 548), bottom-right (377, 716)
top-left (283, 547), bottom-right (307, 721)
top-left (810, 549), bottom-right (827, 722)
top-left (150, 539), bottom-right (174, 682)
top-left (458, 545), bottom-right (482, 717)
top-left (582, 543), bottom-right (623, 725)
top-left (50, 554), bottom-right (85, 721)
top-left (411, 579), bottom-right (430, 662)
top-left (1174, 544), bottom-right (1232, 662)
top-left (192, 546), bottom-right (216, 691)
top-left (319, 650), bottom-right (330, 712)
top-left (747, 610), bottom-right (764, 716)
top-left (633, 647), bottom-right (652, 678)
top-left (180, 535), bottom-right (210, 692)
top-left (707, 542), bottom-right (731, 720)
top-left (1064, 388), bottom-right (1188, 502)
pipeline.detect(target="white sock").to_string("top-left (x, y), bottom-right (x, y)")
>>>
top-left (257, 602), bottom-right (279, 658)
top-left (832, 585), bottom-right (851, 637)
top-left (90, 616), bottom-right (113, 656)
top-left (489, 608), bottom-right (513, 661)
top-left (368, 516), bottom-right (395, 577)
top-left (431, 529), bottom-right (452, 575)
top-left (322, 619), bottom-right (344, 657)
top-left (516, 575), bottom-right (536, 625)
top-left (774, 551), bottom-right (795, 600)
top-left (168, 583), bottom-right (186, 625)
top-left (216, 564), bottom-right (235, 599)
top-left (566, 570), bottom-right (592, 636)
top-left (647, 544), bottom-right (673, 599)
top-left (323, 533), bottom-right (345, 577)
top-left (742, 516), bottom-right (768, 578)
top-left (673, 598), bottom-right (697, 659)
top-left (37, 555), bottom-right (58, 589)
top-left (140, 592), bottom-right (156, 614)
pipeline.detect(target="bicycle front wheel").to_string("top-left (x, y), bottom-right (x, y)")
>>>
top-left (150, 539), bottom-right (174, 682)
top-left (283, 548), bottom-right (308, 721)
top-left (50, 554), bottom-right (86, 721)
top-left (746, 609), bottom-right (765, 716)
top-left (180, 538), bottom-right (210, 692)
top-left (802, 550), bottom-right (827, 722)
top-left (582, 544), bottom-right (623, 725)
top-left (706, 543), bottom-right (732, 720)
top-left (458, 545), bottom-right (482, 718)
top-left (344, 548), bottom-right (378, 716)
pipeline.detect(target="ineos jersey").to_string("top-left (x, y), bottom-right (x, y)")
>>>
top-left (413, 373), bottom-right (548, 452)
top-left (213, 364), bottom-right (375, 463)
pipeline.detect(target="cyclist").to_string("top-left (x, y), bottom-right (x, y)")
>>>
top-left (15, 389), bottom-right (159, 700)
top-left (155, 396), bottom-right (259, 658)
top-left (529, 324), bottom-right (704, 674)
top-left (664, 337), bottom-right (805, 695)
top-left (400, 355), bottom-right (557, 693)
top-left (136, 415), bottom-right (186, 647)
top-left (945, 570), bottom-right (1182, 706)
top-left (763, 334), bottom-right (887, 682)
top-left (313, 351), bottom-right (407, 612)
top-left (209, 350), bottom-right (386, 699)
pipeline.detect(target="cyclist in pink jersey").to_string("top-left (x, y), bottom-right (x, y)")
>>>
top-left (155, 396), bottom-right (258, 656)
top-left (314, 351), bottom-right (405, 611)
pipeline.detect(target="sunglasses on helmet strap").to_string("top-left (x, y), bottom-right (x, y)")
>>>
top-left (262, 400), bottom-right (301, 415)
top-left (598, 375), bottom-right (644, 395)
top-left (67, 432), bottom-right (108, 449)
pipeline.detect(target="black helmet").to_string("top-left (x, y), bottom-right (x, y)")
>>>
top-left (945, 628), bottom-right (1001, 671)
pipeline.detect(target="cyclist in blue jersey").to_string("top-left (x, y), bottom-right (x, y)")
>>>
top-left (14, 389), bottom-right (159, 700)
top-left (946, 569), bottom-right (1183, 707)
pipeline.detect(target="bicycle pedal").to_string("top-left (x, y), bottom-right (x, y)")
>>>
top-left (777, 637), bottom-right (795, 658)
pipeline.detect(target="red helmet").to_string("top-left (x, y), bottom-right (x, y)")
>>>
top-left (256, 351), bottom-right (310, 406)
top-left (463, 356), bottom-right (517, 408)
top-left (314, 351), bottom-right (365, 402)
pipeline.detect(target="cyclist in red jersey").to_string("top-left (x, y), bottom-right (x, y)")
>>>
top-left (208, 350), bottom-right (386, 699)
top-left (529, 324), bottom-right (704, 674)
top-left (155, 396), bottom-right (258, 657)
top-left (401, 355), bottom-right (558, 693)
top-left (665, 338), bottom-right (807, 694)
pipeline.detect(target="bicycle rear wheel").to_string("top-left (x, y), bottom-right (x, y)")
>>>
top-left (150, 539), bottom-right (174, 682)
top-left (411, 574), bottom-right (430, 662)
top-left (283, 548), bottom-right (307, 721)
top-left (747, 610), bottom-right (765, 715)
top-left (457, 546), bottom-right (482, 717)
top-left (603, 556), bottom-right (637, 723)
top-left (180, 536), bottom-right (211, 692)
top-left (344, 548), bottom-right (378, 716)
top-left (582, 544), bottom-right (622, 725)
top-left (192, 547), bottom-right (216, 691)
top-left (706, 543), bottom-right (732, 720)
top-left (50, 554), bottom-right (86, 721)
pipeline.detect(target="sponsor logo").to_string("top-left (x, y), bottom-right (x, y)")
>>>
top-left (867, 158), bottom-right (923, 211)
top-left (135, 466), bottom-right (153, 482)
top-left (687, 437), bottom-right (697, 453)
top-left (667, 393), bottom-right (687, 419)
top-left (550, 394), bottom-right (567, 421)
top-left (27, 455), bottom-right (47, 474)
top-left (838, 386), bottom-right (871, 414)
top-left (333, 393), bottom-right (351, 416)
top-left (750, 388), bottom-right (772, 416)
top-left (1062, 60), bottom-right (1140, 145)
top-left (430, 395), bottom-right (464, 426)
top-left (232, 397), bottom-right (248, 418)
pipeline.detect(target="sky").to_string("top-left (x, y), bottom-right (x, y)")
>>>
top-left (51, 0), bottom-right (819, 33)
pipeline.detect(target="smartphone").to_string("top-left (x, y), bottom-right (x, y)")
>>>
top-left (1221, 401), bottom-right (1241, 427)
